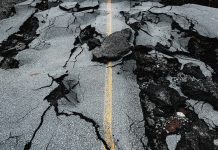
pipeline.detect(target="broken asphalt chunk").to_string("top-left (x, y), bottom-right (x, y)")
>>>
top-left (182, 62), bottom-right (205, 79)
top-left (181, 78), bottom-right (218, 110)
top-left (78, 0), bottom-right (99, 11)
top-left (59, 2), bottom-right (78, 12)
top-left (59, 0), bottom-right (99, 12)
top-left (74, 25), bottom-right (101, 46)
top-left (92, 28), bottom-right (132, 63)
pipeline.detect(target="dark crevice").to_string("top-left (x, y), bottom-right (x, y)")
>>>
top-left (32, 71), bottom-right (110, 149)
top-left (74, 25), bottom-right (102, 50)
top-left (72, 47), bottom-right (84, 67)
top-left (24, 73), bottom-right (80, 149)
top-left (43, 73), bottom-right (80, 106)
top-left (39, 72), bottom-right (110, 149)
top-left (63, 47), bottom-right (78, 68)
top-left (0, 0), bottom-right (46, 69)
top-left (65, 24), bottom-right (102, 67)
top-left (24, 105), bottom-right (51, 150)
top-left (56, 109), bottom-right (110, 150)
top-left (0, 13), bottom-right (39, 58)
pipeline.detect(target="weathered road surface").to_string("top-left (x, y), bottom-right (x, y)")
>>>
top-left (0, 0), bottom-right (145, 150)
top-left (1, 0), bottom-right (218, 150)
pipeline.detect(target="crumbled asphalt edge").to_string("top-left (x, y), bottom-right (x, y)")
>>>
top-left (59, 0), bottom-right (99, 12)
top-left (62, 0), bottom-right (102, 68)
top-left (63, 25), bottom-right (102, 68)
top-left (0, 0), bottom-right (61, 69)
top-left (24, 73), bottom-right (110, 150)
top-left (0, 13), bottom-right (39, 69)
top-left (74, 25), bottom-right (102, 48)
top-left (63, 47), bottom-right (78, 68)
top-left (119, 9), bottom-right (218, 150)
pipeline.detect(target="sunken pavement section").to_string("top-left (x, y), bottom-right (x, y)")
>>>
top-left (1, 0), bottom-right (218, 150)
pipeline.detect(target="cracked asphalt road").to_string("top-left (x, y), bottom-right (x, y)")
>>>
top-left (1, 0), bottom-right (218, 150)
top-left (0, 0), bottom-right (144, 150)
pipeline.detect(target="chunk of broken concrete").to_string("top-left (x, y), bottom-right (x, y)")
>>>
top-left (59, 2), bottom-right (78, 11)
top-left (79, 0), bottom-right (99, 10)
top-left (181, 78), bottom-right (218, 110)
top-left (92, 28), bottom-right (132, 63)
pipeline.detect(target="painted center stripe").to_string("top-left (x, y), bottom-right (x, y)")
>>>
top-left (103, 0), bottom-right (115, 149)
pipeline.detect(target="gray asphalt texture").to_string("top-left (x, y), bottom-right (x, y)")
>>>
top-left (0, 0), bottom-right (145, 150)
top-left (1, 0), bottom-right (218, 150)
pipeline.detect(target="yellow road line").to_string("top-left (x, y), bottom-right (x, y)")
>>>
top-left (103, 0), bottom-right (115, 149)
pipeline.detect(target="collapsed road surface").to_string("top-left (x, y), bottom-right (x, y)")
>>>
top-left (1, 0), bottom-right (218, 150)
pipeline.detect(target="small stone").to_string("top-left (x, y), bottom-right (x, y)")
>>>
top-left (176, 112), bottom-right (186, 118)
top-left (166, 135), bottom-right (181, 150)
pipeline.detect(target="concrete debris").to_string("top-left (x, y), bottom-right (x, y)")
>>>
top-left (59, 2), bottom-right (78, 11)
top-left (92, 28), bottom-right (132, 63)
